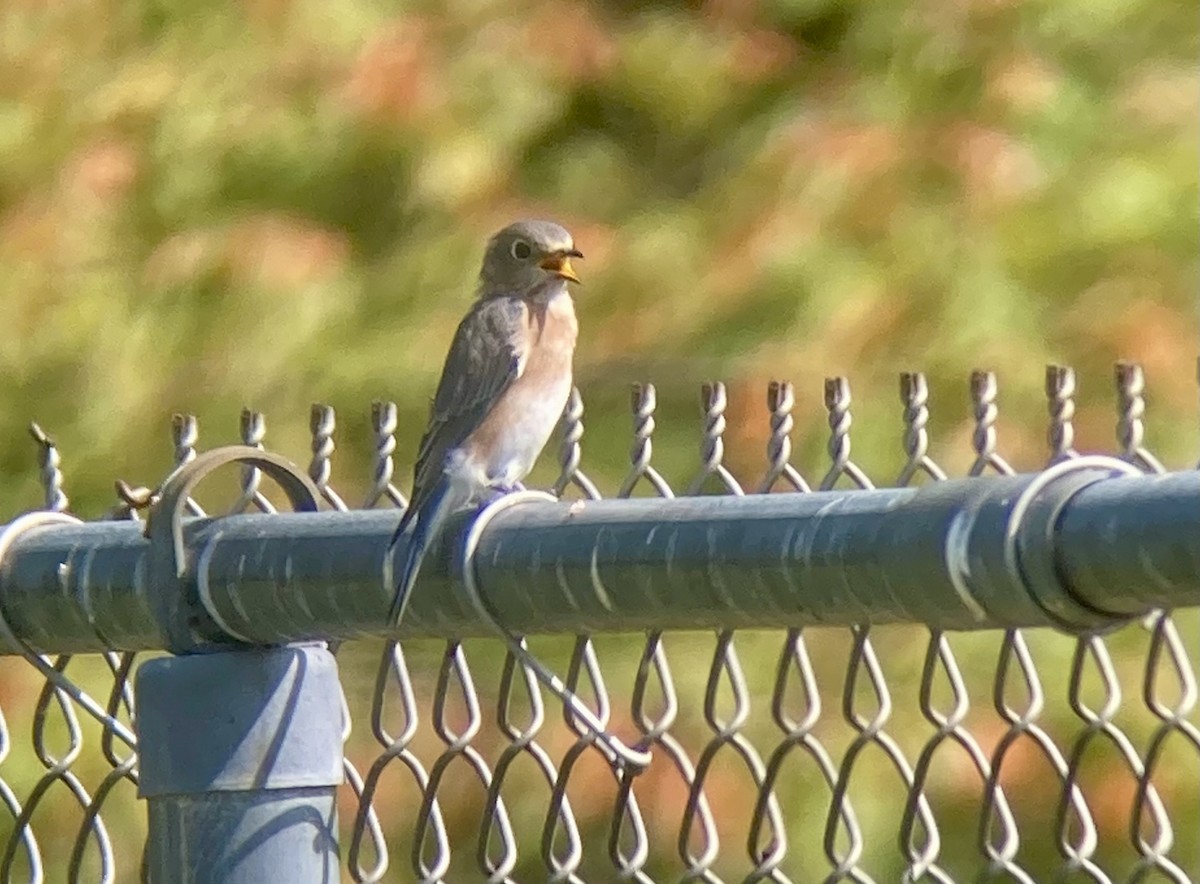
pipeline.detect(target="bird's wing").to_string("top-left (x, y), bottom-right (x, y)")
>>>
top-left (407, 295), bottom-right (528, 513)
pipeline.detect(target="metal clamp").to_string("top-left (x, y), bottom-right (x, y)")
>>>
top-left (458, 490), bottom-right (653, 773)
top-left (144, 446), bottom-right (322, 652)
top-left (1003, 455), bottom-right (1144, 632)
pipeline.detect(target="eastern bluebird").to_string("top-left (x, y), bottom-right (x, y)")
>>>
top-left (388, 220), bottom-right (582, 624)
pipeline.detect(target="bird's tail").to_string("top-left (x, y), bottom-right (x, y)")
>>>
top-left (388, 478), bottom-right (456, 625)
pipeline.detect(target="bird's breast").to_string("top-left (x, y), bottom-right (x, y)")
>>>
top-left (460, 293), bottom-right (577, 487)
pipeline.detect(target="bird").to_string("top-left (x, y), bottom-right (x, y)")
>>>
top-left (388, 219), bottom-right (582, 625)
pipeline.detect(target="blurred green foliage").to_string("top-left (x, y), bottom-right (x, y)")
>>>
top-left (0, 0), bottom-right (1197, 879)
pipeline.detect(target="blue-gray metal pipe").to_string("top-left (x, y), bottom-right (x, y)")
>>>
top-left (136, 645), bottom-right (343, 883)
top-left (1, 460), bottom-right (1199, 653)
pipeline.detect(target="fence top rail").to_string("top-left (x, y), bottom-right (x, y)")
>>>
top-left (0, 454), bottom-right (1195, 654)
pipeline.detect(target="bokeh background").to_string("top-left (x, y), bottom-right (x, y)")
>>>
top-left (0, 0), bottom-right (1197, 880)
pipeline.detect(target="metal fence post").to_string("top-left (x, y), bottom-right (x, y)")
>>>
top-left (135, 645), bottom-right (344, 883)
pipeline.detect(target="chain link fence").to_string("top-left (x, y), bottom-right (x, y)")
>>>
top-left (0, 362), bottom-right (1197, 883)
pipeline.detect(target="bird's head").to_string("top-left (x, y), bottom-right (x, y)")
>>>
top-left (479, 219), bottom-right (583, 297)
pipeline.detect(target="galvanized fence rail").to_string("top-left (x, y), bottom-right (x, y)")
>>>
top-left (0, 362), bottom-right (1197, 883)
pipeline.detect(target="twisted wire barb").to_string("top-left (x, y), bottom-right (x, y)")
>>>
top-left (820, 377), bottom-right (873, 490)
top-left (758, 381), bottom-right (810, 493)
top-left (363, 400), bottom-right (407, 509)
top-left (170, 414), bottom-right (207, 518)
top-left (309, 404), bottom-right (349, 511)
top-left (687, 382), bottom-right (743, 496)
top-left (231, 408), bottom-right (276, 514)
top-left (1045, 365), bottom-right (1078, 462)
top-left (1115, 361), bottom-right (1166, 473)
top-left (28, 424), bottom-right (69, 513)
top-left (618, 384), bottom-right (674, 498)
top-left (969, 371), bottom-right (1014, 476)
top-left (553, 386), bottom-right (602, 500)
top-left (896, 372), bottom-right (948, 485)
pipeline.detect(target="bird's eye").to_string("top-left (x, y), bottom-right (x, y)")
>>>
top-left (510, 240), bottom-right (532, 260)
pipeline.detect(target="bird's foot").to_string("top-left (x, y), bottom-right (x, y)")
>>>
top-left (479, 482), bottom-right (525, 506)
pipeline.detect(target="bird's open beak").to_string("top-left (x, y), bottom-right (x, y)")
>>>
top-left (540, 248), bottom-right (583, 284)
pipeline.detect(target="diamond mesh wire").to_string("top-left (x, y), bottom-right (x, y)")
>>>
top-left (0, 363), bottom-right (1197, 882)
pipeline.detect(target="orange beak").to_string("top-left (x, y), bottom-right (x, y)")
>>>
top-left (540, 248), bottom-right (583, 284)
